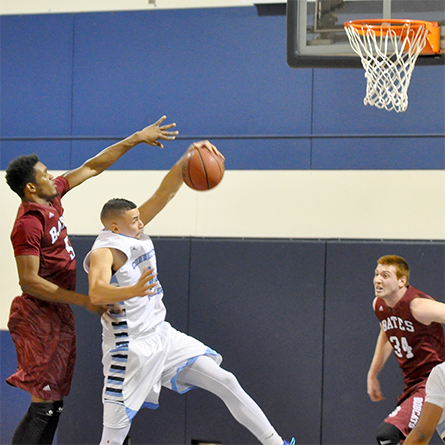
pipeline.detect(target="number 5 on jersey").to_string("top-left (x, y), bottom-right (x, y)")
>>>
top-left (64, 236), bottom-right (76, 260)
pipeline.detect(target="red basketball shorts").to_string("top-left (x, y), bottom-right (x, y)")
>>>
top-left (6, 295), bottom-right (76, 400)
top-left (384, 383), bottom-right (426, 437)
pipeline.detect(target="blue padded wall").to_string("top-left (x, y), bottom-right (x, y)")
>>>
top-left (0, 14), bottom-right (74, 138)
top-left (186, 239), bottom-right (325, 443)
top-left (312, 68), bottom-right (445, 136)
top-left (70, 9), bottom-right (312, 138)
top-left (312, 136), bottom-right (445, 169)
top-left (1, 8), bottom-right (443, 170)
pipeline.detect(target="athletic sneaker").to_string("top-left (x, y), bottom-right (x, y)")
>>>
top-left (284, 439), bottom-right (295, 445)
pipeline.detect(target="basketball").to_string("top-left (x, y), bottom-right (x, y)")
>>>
top-left (182, 147), bottom-right (225, 191)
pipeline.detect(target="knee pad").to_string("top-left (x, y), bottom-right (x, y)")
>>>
top-left (12, 402), bottom-right (59, 445)
top-left (376, 421), bottom-right (404, 445)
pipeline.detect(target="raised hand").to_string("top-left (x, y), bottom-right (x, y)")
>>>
top-left (137, 115), bottom-right (179, 149)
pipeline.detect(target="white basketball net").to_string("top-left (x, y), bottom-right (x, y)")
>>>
top-left (345, 22), bottom-right (429, 112)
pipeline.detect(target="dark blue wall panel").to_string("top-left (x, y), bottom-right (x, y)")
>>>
top-left (0, 14), bottom-right (74, 138)
top-left (312, 67), bottom-right (445, 136)
top-left (312, 136), bottom-right (445, 169)
top-left (1, 8), bottom-right (444, 171)
top-left (0, 140), bottom-right (73, 171)
top-left (213, 138), bottom-right (312, 169)
top-left (186, 239), bottom-right (325, 444)
top-left (71, 9), bottom-right (312, 138)
top-left (0, 332), bottom-right (30, 444)
top-left (69, 137), bottom-right (311, 171)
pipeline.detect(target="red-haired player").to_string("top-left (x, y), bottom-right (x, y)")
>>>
top-left (368, 255), bottom-right (445, 445)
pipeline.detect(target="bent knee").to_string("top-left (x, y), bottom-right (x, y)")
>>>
top-left (376, 421), bottom-right (403, 445)
top-left (218, 369), bottom-right (240, 390)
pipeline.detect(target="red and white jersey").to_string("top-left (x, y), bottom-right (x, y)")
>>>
top-left (10, 176), bottom-right (76, 293)
top-left (375, 286), bottom-right (445, 390)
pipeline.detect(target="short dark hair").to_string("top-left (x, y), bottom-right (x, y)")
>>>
top-left (100, 198), bottom-right (137, 224)
top-left (5, 154), bottom-right (40, 199)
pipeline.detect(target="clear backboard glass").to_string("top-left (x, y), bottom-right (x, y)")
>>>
top-left (287, 0), bottom-right (445, 67)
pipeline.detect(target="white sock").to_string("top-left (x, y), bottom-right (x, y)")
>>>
top-left (99, 425), bottom-right (131, 445)
top-left (258, 427), bottom-right (284, 445)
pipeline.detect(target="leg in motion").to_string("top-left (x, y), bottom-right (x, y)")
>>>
top-left (177, 355), bottom-right (284, 445)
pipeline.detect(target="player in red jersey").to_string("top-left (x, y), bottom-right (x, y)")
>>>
top-left (367, 255), bottom-right (445, 445)
top-left (5, 116), bottom-right (178, 445)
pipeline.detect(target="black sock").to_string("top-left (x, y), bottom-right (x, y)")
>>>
top-left (12, 402), bottom-right (62, 445)
top-left (39, 401), bottom-right (63, 444)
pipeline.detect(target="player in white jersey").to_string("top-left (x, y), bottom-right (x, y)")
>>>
top-left (404, 361), bottom-right (445, 445)
top-left (84, 140), bottom-right (295, 445)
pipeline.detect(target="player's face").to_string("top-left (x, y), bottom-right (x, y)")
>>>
top-left (32, 162), bottom-right (58, 201)
top-left (115, 208), bottom-right (144, 239)
top-left (373, 264), bottom-right (405, 299)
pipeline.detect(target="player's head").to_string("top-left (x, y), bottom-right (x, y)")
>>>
top-left (101, 198), bottom-right (143, 239)
top-left (376, 255), bottom-right (410, 286)
top-left (5, 154), bottom-right (40, 199)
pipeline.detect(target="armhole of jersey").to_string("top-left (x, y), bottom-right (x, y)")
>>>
top-left (111, 247), bottom-right (129, 274)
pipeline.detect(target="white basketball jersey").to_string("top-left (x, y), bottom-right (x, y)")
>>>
top-left (84, 230), bottom-right (166, 338)
top-left (425, 362), bottom-right (445, 441)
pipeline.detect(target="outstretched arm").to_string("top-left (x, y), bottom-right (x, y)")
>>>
top-left (138, 140), bottom-right (224, 226)
top-left (410, 298), bottom-right (445, 325)
top-left (15, 255), bottom-right (104, 315)
top-left (367, 323), bottom-right (393, 402)
top-left (63, 116), bottom-right (178, 190)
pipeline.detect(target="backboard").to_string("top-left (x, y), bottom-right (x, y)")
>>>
top-left (287, 0), bottom-right (445, 68)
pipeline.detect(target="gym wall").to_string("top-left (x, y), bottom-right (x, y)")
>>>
top-left (1, 5), bottom-right (444, 444)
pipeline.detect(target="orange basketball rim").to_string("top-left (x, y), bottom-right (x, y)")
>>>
top-left (344, 19), bottom-right (441, 55)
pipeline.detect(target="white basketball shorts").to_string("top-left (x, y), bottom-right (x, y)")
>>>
top-left (101, 321), bottom-right (222, 428)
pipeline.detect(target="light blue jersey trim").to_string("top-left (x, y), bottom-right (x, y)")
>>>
top-left (142, 401), bottom-right (159, 410)
top-left (126, 406), bottom-right (138, 422)
top-left (170, 348), bottom-right (220, 393)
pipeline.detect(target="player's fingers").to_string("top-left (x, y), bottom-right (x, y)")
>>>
top-left (141, 267), bottom-right (156, 277)
top-left (212, 145), bottom-right (225, 160)
top-left (160, 122), bottom-right (177, 130)
top-left (153, 115), bottom-right (167, 126)
top-left (102, 311), bottom-right (114, 326)
top-left (370, 390), bottom-right (384, 402)
top-left (159, 131), bottom-right (179, 140)
top-left (197, 140), bottom-right (225, 160)
top-left (148, 141), bottom-right (164, 148)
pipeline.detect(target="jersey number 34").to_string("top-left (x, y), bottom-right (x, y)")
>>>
top-left (390, 336), bottom-right (414, 359)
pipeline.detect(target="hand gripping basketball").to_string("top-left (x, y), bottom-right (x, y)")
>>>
top-left (182, 141), bottom-right (225, 191)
